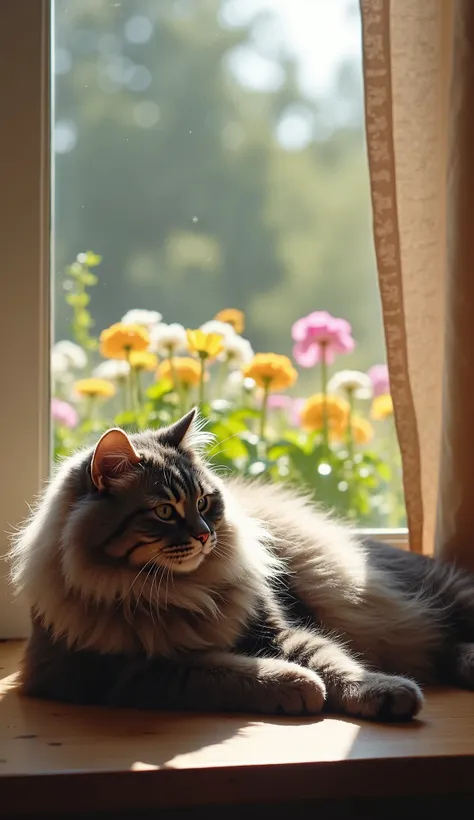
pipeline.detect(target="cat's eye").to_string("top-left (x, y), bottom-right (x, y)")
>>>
top-left (155, 503), bottom-right (174, 521)
top-left (197, 495), bottom-right (210, 514)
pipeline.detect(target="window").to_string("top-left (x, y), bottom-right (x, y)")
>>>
top-left (52, 0), bottom-right (405, 532)
top-left (1, 0), bottom-right (407, 636)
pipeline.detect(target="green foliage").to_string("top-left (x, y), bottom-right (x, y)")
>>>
top-left (62, 252), bottom-right (100, 353)
top-left (53, 0), bottom-right (383, 374)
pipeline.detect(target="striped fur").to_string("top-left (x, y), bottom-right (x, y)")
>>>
top-left (10, 412), bottom-right (474, 720)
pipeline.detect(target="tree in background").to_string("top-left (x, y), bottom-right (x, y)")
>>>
top-left (54, 0), bottom-right (384, 384)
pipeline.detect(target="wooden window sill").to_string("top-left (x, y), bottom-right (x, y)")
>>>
top-left (1, 641), bottom-right (474, 816)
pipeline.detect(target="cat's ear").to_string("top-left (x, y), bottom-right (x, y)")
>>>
top-left (161, 407), bottom-right (214, 453)
top-left (90, 428), bottom-right (141, 491)
top-left (161, 408), bottom-right (198, 449)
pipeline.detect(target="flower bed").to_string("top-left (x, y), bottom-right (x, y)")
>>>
top-left (52, 252), bottom-right (404, 527)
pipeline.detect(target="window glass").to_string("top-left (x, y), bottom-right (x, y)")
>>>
top-left (52, 0), bottom-right (405, 528)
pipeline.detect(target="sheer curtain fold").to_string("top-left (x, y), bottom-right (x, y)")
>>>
top-left (437, 1), bottom-right (474, 568)
top-left (360, 0), bottom-right (474, 565)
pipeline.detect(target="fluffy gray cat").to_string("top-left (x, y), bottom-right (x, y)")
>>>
top-left (10, 409), bottom-right (474, 720)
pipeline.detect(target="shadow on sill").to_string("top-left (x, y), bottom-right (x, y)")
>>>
top-left (2, 641), bottom-right (474, 817)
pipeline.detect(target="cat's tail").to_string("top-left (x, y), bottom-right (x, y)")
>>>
top-left (443, 561), bottom-right (474, 641)
top-left (428, 558), bottom-right (474, 689)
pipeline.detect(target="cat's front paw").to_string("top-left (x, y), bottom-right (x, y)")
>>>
top-left (276, 665), bottom-right (327, 715)
top-left (260, 661), bottom-right (326, 716)
top-left (339, 673), bottom-right (423, 721)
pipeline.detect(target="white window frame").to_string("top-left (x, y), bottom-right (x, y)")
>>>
top-left (0, 0), bottom-right (407, 639)
top-left (0, 0), bottom-right (51, 637)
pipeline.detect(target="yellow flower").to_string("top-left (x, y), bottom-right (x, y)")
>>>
top-left (349, 417), bottom-right (374, 445)
top-left (300, 393), bottom-right (349, 432)
top-left (158, 357), bottom-right (202, 386)
top-left (129, 351), bottom-right (157, 372)
top-left (186, 329), bottom-right (224, 359)
top-left (214, 308), bottom-right (245, 334)
top-left (74, 378), bottom-right (116, 399)
top-left (100, 322), bottom-right (150, 360)
top-left (372, 394), bottom-right (393, 420)
top-left (243, 353), bottom-right (297, 392)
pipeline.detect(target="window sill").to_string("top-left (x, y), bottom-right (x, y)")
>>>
top-left (1, 641), bottom-right (474, 817)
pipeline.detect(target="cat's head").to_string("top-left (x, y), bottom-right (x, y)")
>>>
top-left (78, 408), bottom-right (224, 577)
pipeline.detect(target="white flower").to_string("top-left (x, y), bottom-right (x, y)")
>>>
top-left (51, 351), bottom-right (70, 380)
top-left (121, 309), bottom-right (162, 330)
top-left (93, 360), bottom-right (130, 380)
top-left (210, 399), bottom-right (232, 413)
top-left (225, 369), bottom-right (256, 397)
top-left (220, 334), bottom-right (254, 367)
top-left (150, 322), bottom-right (187, 354)
top-left (327, 370), bottom-right (372, 400)
top-left (200, 320), bottom-right (236, 343)
top-left (53, 340), bottom-right (87, 370)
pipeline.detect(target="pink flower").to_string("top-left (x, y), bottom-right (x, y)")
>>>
top-left (290, 398), bottom-right (306, 427)
top-left (267, 394), bottom-right (293, 412)
top-left (368, 364), bottom-right (390, 397)
top-left (292, 311), bottom-right (355, 367)
top-left (51, 397), bottom-right (78, 429)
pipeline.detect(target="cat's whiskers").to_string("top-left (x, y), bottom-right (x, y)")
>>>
top-left (207, 432), bottom-right (240, 457)
top-left (210, 540), bottom-right (233, 565)
top-left (148, 564), bottom-right (163, 633)
top-left (114, 557), bottom-right (156, 615)
top-left (164, 564), bottom-right (172, 611)
top-left (133, 560), bottom-right (157, 617)
top-left (170, 561), bottom-right (177, 595)
top-left (154, 562), bottom-right (167, 615)
top-left (207, 445), bottom-right (239, 463)
top-left (208, 466), bottom-right (233, 477)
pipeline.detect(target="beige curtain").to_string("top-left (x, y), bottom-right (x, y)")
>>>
top-left (361, 0), bottom-right (474, 567)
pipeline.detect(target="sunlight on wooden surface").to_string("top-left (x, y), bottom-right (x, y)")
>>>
top-left (1, 640), bottom-right (474, 776)
top-left (1, 640), bottom-right (474, 814)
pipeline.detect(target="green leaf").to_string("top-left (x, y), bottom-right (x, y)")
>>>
top-left (227, 407), bottom-right (261, 423)
top-left (66, 292), bottom-right (90, 308)
top-left (217, 415), bottom-right (247, 434)
top-left (206, 421), bottom-right (249, 461)
top-left (146, 381), bottom-right (173, 402)
top-left (376, 461), bottom-right (392, 482)
top-left (267, 444), bottom-right (291, 461)
top-left (76, 310), bottom-right (92, 328)
top-left (82, 272), bottom-right (98, 286)
top-left (113, 411), bottom-right (139, 431)
top-left (239, 431), bottom-right (259, 460)
top-left (67, 262), bottom-right (83, 277)
top-left (281, 429), bottom-right (307, 447)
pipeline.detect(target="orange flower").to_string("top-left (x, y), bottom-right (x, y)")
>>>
top-left (300, 394), bottom-right (349, 432)
top-left (334, 416), bottom-right (374, 445)
top-left (350, 417), bottom-right (374, 444)
top-left (158, 357), bottom-right (202, 386)
top-left (243, 353), bottom-right (297, 392)
top-left (100, 322), bottom-right (150, 360)
top-left (214, 308), bottom-right (245, 334)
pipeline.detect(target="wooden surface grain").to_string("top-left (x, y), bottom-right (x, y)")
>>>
top-left (1, 640), bottom-right (474, 815)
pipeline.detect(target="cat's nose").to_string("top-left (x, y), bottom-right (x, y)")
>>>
top-left (194, 531), bottom-right (210, 545)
